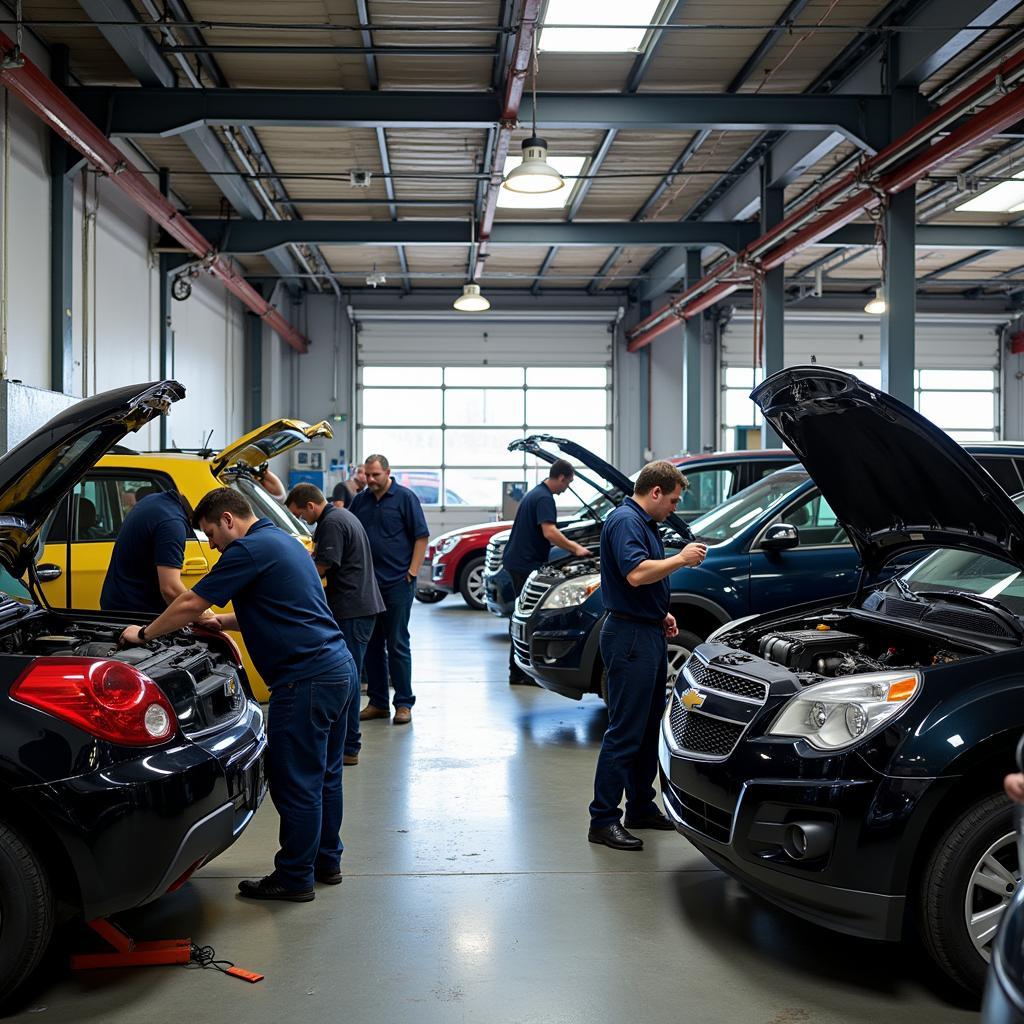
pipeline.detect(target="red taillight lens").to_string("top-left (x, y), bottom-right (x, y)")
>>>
top-left (190, 623), bottom-right (243, 667)
top-left (12, 658), bottom-right (178, 746)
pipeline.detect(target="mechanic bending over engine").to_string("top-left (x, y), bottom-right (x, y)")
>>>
top-left (119, 487), bottom-right (358, 904)
top-left (589, 460), bottom-right (708, 852)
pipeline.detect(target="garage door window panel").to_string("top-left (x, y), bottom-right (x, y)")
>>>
top-left (363, 389), bottom-right (442, 427)
top-left (361, 428), bottom-right (443, 466)
top-left (526, 389), bottom-right (607, 427)
top-left (444, 389), bottom-right (524, 426)
top-left (444, 367), bottom-right (525, 386)
top-left (363, 366), bottom-right (442, 386)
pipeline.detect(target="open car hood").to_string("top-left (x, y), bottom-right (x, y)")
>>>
top-left (511, 434), bottom-right (693, 541)
top-left (211, 418), bottom-right (333, 480)
top-left (0, 380), bottom-right (185, 578)
top-left (751, 366), bottom-right (1024, 573)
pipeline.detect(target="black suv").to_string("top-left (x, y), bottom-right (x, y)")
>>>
top-left (0, 382), bottom-right (266, 1002)
top-left (659, 367), bottom-right (1024, 993)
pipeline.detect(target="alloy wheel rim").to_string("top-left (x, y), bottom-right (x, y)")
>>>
top-left (965, 831), bottom-right (1020, 960)
top-left (467, 566), bottom-right (486, 606)
top-left (664, 644), bottom-right (692, 704)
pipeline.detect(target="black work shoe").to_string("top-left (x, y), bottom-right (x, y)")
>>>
top-left (588, 823), bottom-right (643, 851)
top-left (237, 875), bottom-right (315, 902)
top-left (624, 813), bottom-right (676, 831)
top-left (315, 868), bottom-right (343, 886)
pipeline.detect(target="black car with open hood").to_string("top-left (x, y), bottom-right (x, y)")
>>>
top-left (0, 382), bottom-right (266, 1004)
top-left (659, 366), bottom-right (1024, 994)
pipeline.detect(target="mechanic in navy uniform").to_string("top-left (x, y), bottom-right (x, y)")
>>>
top-left (502, 459), bottom-right (590, 684)
top-left (589, 461), bottom-right (707, 851)
top-left (100, 487), bottom-right (196, 615)
top-left (350, 454), bottom-right (429, 725)
top-left (286, 483), bottom-right (385, 767)
top-left (119, 487), bottom-right (357, 903)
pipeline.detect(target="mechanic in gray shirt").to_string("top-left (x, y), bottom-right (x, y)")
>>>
top-left (287, 483), bottom-right (385, 766)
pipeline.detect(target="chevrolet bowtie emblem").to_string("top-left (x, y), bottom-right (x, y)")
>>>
top-left (681, 687), bottom-right (706, 710)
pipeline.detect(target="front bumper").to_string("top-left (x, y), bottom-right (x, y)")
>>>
top-left (484, 567), bottom-right (515, 617)
top-left (430, 556), bottom-right (458, 593)
top-left (511, 607), bottom-right (602, 700)
top-left (20, 700), bottom-right (267, 919)
top-left (417, 561), bottom-right (445, 596)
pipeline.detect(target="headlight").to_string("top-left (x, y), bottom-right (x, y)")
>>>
top-left (541, 574), bottom-right (601, 609)
top-left (706, 615), bottom-right (758, 644)
top-left (767, 671), bottom-right (919, 751)
top-left (435, 536), bottom-right (460, 556)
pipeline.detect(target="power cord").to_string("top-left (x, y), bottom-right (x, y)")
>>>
top-left (186, 942), bottom-right (264, 983)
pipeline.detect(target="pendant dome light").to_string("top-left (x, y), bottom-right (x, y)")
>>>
top-left (502, 36), bottom-right (564, 195)
top-left (454, 215), bottom-right (491, 312)
top-left (864, 286), bottom-right (887, 315)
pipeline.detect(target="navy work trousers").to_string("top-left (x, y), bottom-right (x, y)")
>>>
top-left (267, 662), bottom-right (357, 890)
top-left (337, 613), bottom-right (375, 755)
top-left (590, 619), bottom-right (667, 828)
top-left (365, 579), bottom-right (416, 710)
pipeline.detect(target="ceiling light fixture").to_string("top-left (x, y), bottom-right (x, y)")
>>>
top-left (502, 37), bottom-right (564, 196)
top-left (453, 216), bottom-right (491, 312)
top-left (864, 287), bottom-right (887, 315)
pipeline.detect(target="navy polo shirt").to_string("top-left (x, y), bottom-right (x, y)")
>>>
top-left (100, 490), bottom-right (189, 615)
top-left (349, 480), bottom-right (429, 587)
top-left (192, 518), bottom-right (352, 689)
top-left (600, 497), bottom-right (669, 623)
top-left (502, 482), bottom-right (558, 574)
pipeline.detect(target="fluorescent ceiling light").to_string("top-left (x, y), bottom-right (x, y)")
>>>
top-left (497, 154), bottom-right (586, 209)
top-left (956, 170), bottom-right (1024, 213)
top-left (539, 0), bottom-right (663, 52)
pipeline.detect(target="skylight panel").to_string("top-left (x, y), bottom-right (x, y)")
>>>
top-left (956, 171), bottom-right (1024, 214)
top-left (538, 0), bottom-right (663, 53)
top-left (497, 155), bottom-right (587, 209)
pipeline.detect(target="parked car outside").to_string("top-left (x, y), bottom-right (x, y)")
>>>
top-left (33, 418), bottom-right (333, 701)
top-left (484, 437), bottom-right (797, 617)
top-left (0, 382), bottom-right (266, 1003)
top-left (391, 470), bottom-right (467, 507)
top-left (659, 365), bottom-right (1024, 993)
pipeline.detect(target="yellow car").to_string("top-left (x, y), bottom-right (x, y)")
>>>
top-left (33, 419), bottom-right (332, 701)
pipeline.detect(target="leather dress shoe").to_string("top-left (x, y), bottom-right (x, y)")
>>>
top-left (238, 875), bottom-right (314, 902)
top-left (588, 823), bottom-right (643, 851)
top-left (393, 706), bottom-right (412, 725)
top-left (623, 813), bottom-right (676, 831)
top-left (359, 704), bottom-right (390, 721)
top-left (315, 868), bottom-right (343, 886)
top-left (343, 753), bottom-right (359, 766)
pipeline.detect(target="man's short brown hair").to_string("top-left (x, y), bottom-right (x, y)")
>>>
top-left (193, 487), bottom-right (254, 529)
top-left (363, 453), bottom-right (390, 471)
top-left (548, 459), bottom-right (574, 481)
top-left (633, 460), bottom-right (687, 497)
top-left (285, 483), bottom-right (325, 508)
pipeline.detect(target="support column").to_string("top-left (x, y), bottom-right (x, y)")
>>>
top-left (881, 87), bottom-right (917, 406)
top-left (49, 46), bottom-right (73, 394)
top-left (683, 249), bottom-right (702, 453)
top-left (245, 296), bottom-right (263, 431)
top-left (760, 165), bottom-right (785, 448)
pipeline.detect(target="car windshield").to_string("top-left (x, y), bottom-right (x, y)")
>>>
top-left (688, 470), bottom-right (809, 544)
top-left (896, 495), bottom-right (1024, 614)
top-left (232, 477), bottom-right (312, 537)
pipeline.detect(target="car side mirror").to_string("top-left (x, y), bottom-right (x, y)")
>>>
top-left (761, 523), bottom-right (800, 551)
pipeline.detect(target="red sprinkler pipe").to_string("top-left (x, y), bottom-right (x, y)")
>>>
top-left (473, 0), bottom-right (543, 281)
top-left (0, 33), bottom-right (310, 354)
top-left (627, 47), bottom-right (1024, 352)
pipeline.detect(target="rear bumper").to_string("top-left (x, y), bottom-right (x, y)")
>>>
top-left (20, 700), bottom-right (267, 919)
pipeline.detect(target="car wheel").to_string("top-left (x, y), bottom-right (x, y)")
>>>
top-left (919, 792), bottom-right (1019, 992)
top-left (458, 556), bottom-right (487, 611)
top-left (415, 588), bottom-right (446, 604)
top-left (665, 632), bottom-right (700, 704)
top-left (0, 822), bottom-right (54, 1004)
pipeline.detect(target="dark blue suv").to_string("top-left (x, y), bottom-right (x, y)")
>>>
top-left (512, 442), bottom-right (1024, 703)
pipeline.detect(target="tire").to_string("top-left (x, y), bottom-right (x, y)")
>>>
top-left (0, 822), bottom-right (54, 1004)
top-left (458, 555), bottom-right (487, 611)
top-left (415, 588), bottom-right (446, 604)
top-left (918, 792), bottom-right (1019, 993)
top-left (665, 631), bottom-right (701, 705)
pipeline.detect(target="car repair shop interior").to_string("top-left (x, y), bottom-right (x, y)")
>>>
top-left (4, 0), bottom-right (1024, 1021)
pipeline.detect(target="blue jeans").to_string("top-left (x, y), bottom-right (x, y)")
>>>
top-left (590, 619), bottom-right (667, 828)
top-left (267, 663), bottom-right (357, 890)
top-left (337, 614), bottom-right (375, 755)
top-left (365, 579), bottom-right (416, 710)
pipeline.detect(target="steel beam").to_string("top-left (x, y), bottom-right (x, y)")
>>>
top-left (761, 174), bottom-right (785, 447)
top-left (70, 86), bottom-right (893, 144)
top-left (683, 250), bottom-right (702, 453)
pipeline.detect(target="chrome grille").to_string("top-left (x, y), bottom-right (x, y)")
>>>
top-left (684, 656), bottom-right (767, 701)
top-left (485, 538), bottom-right (505, 573)
top-left (511, 636), bottom-right (532, 666)
top-left (669, 698), bottom-right (744, 758)
top-left (516, 578), bottom-right (552, 617)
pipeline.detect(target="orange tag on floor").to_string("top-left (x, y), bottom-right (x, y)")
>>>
top-left (226, 966), bottom-right (264, 983)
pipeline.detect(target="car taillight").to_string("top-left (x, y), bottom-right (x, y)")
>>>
top-left (190, 623), bottom-right (244, 667)
top-left (12, 658), bottom-right (178, 746)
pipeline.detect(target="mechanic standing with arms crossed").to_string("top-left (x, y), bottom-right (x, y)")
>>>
top-left (119, 487), bottom-right (357, 903)
top-left (502, 459), bottom-right (590, 684)
top-left (589, 461), bottom-right (707, 851)
top-left (286, 483), bottom-right (384, 766)
top-left (351, 454), bottom-right (429, 725)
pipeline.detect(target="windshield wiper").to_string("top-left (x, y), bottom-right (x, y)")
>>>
top-left (890, 575), bottom-right (921, 603)
top-left (914, 588), bottom-right (1024, 636)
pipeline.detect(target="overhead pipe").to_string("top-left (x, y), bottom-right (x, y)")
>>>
top-left (627, 47), bottom-right (1024, 351)
top-left (0, 32), bottom-right (309, 354)
top-left (472, 0), bottom-right (543, 282)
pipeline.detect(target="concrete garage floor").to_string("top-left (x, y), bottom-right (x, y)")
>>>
top-left (12, 603), bottom-right (979, 1023)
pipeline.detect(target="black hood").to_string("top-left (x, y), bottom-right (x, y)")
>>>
top-left (0, 380), bottom-right (185, 578)
top-left (510, 434), bottom-right (693, 540)
top-left (751, 366), bottom-right (1024, 573)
